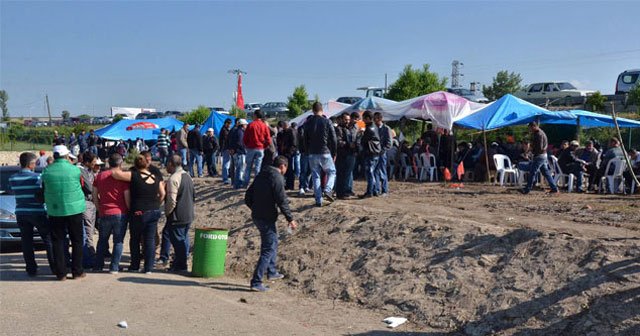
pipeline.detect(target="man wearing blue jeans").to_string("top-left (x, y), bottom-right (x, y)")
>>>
top-left (187, 124), bottom-right (204, 178)
top-left (228, 119), bottom-right (248, 189)
top-left (521, 121), bottom-right (558, 194)
top-left (303, 102), bottom-right (338, 206)
top-left (176, 122), bottom-right (190, 168)
top-left (245, 156), bottom-right (297, 292)
top-left (242, 111), bottom-right (271, 188)
top-left (374, 112), bottom-right (393, 196)
top-left (360, 111), bottom-right (382, 198)
top-left (219, 119), bottom-right (233, 184)
top-left (165, 155), bottom-right (195, 273)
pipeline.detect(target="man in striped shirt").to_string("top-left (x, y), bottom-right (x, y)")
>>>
top-left (157, 128), bottom-right (169, 167)
top-left (9, 152), bottom-right (56, 277)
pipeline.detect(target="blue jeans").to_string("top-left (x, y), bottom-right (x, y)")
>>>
top-left (376, 152), bottom-right (389, 194)
top-left (299, 154), bottom-right (311, 191)
top-left (308, 154), bottom-right (337, 204)
top-left (250, 218), bottom-right (278, 287)
top-left (160, 223), bottom-right (171, 263)
top-left (292, 152), bottom-right (301, 178)
top-left (189, 149), bottom-right (203, 177)
top-left (167, 223), bottom-right (191, 271)
top-left (95, 214), bottom-right (128, 272)
top-left (204, 151), bottom-right (218, 177)
top-left (244, 148), bottom-right (264, 187)
top-left (285, 154), bottom-right (297, 189)
top-left (525, 154), bottom-right (558, 192)
top-left (89, 145), bottom-right (97, 155)
top-left (221, 150), bottom-right (231, 183)
top-left (16, 214), bottom-right (56, 275)
top-left (335, 154), bottom-right (356, 197)
top-left (233, 153), bottom-right (246, 189)
top-left (129, 210), bottom-right (161, 272)
top-left (179, 148), bottom-right (188, 167)
top-left (364, 156), bottom-right (380, 195)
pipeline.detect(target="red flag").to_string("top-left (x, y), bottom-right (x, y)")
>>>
top-left (236, 73), bottom-right (244, 109)
top-left (456, 162), bottom-right (465, 181)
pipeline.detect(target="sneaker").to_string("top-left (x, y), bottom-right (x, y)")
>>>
top-left (323, 192), bottom-right (335, 202)
top-left (109, 270), bottom-right (119, 275)
top-left (315, 202), bottom-right (323, 207)
top-left (547, 189), bottom-right (560, 195)
top-left (145, 271), bottom-right (152, 275)
top-left (268, 273), bottom-right (285, 280)
top-left (380, 193), bottom-right (389, 197)
top-left (250, 284), bottom-right (270, 292)
top-left (298, 188), bottom-right (306, 196)
top-left (358, 193), bottom-right (373, 199)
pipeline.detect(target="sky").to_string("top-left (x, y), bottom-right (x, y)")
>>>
top-left (1, 1), bottom-right (639, 117)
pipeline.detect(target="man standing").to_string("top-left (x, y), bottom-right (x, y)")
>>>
top-left (521, 121), bottom-right (558, 194)
top-left (245, 156), bottom-right (297, 292)
top-left (165, 154), bottom-right (195, 273)
top-left (229, 119), bottom-right (248, 189)
top-left (203, 128), bottom-right (219, 177)
top-left (87, 129), bottom-right (99, 155)
top-left (557, 140), bottom-right (587, 193)
top-left (243, 111), bottom-right (272, 188)
top-left (93, 153), bottom-right (130, 274)
top-left (78, 130), bottom-right (88, 154)
top-left (359, 111), bottom-right (382, 198)
top-left (157, 128), bottom-right (169, 167)
top-left (9, 152), bottom-right (56, 277)
top-left (35, 150), bottom-right (49, 168)
top-left (187, 124), bottom-right (204, 178)
top-left (176, 122), bottom-right (190, 168)
top-left (277, 121), bottom-right (299, 190)
top-left (219, 119), bottom-right (233, 184)
top-left (374, 112), bottom-right (392, 196)
top-left (41, 145), bottom-right (86, 280)
top-left (297, 117), bottom-right (311, 196)
top-left (303, 102), bottom-right (337, 207)
top-left (79, 152), bottom-right (98, 267)
top-left (335, 113), bottom-right (357, 199)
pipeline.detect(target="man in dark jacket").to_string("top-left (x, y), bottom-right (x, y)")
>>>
top-left (303, 102), bottom-right (337, 206)
top-left (229, 119), bottom-right (248, 189)
top-left (522, 121), bottom-right (558, 194)
top-left (202, 128), bottom-right (219, 177)
top-left (219, 119), bottom-right (233, 184)
top-left (187, 124), bottom-right (204, 178)
top-left (374, 112), bottom-right (392, 196)
top-left (557, 140), bottom-right (587, 192)
top-left (277, 121), bottom-right (299, 190)
top-left (360, 111), bottom-right (382, 198)
top-left (335, 113), bottom-right (358, 199)
top-left (245, 156), bottom-right (297, 292)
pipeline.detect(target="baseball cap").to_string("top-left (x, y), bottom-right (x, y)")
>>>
top-left (238, 119), bottom-right (248, 125)
top-left (39, 150), bottom-right (45, 156)
top-left (570, 140), bottom-right (579, 147)
top-left (207, 128), bottom-right (214, 133)
top-left (95, 158), bottom-right (105, 165)
top-left (53, 145), bottom-right (77, 159)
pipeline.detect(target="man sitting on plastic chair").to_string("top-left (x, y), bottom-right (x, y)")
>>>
top-left (557, 140), bottom-right (588, 193)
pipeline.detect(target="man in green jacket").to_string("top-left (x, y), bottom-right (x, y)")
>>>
top-left (42, 145), bottom-right (86, 280)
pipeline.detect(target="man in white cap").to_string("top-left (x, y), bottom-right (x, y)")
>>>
top-left (228, 119), bottom-right (248, 189)
top-left (41, 145), bottom-right (86, 280)
top-left (202, 127), bottom-right (219, 177)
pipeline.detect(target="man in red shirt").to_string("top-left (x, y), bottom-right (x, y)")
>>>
top-left (242, 110), bottom-right (272, 188)
top-left (93, 153), bottom-right (130, 274)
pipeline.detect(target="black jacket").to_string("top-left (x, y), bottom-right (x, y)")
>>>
top-left (187, 129), bottom-right (203, 152)
top-left (219, 126), bottom-right (231, 151)
top-left (303, 115), bottom-right (337, 156)
top-left (202, 134), bottom-right (218, 154)
top-left (244, 166), bottom-right (293, 223)
top-left (361, 122), bottom-right (381, 157)
top-left (336, 124), bottom-right (358, 157)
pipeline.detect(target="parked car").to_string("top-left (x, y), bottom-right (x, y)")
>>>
top-left (336, 96), bottom-right (362, 105)
top-left (0, 166), bottom-right (44, 247)
top-left (515, 82), bottom-right (594, 105)
top-left (446, 88), bottom-right (490, 103)
top-left (113, 113), bottom-right (132, 120)
top-left (616, 69), bottom-right (640, 95)
top-left (260, 102), bottom-right (289, 118)
top-left (244, 103), bottom-right (262, 115)
top-left (164, 111), bottom-right (184, 118)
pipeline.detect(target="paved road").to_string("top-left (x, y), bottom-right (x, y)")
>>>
top-left (0, 251), bottom-right (416, 336)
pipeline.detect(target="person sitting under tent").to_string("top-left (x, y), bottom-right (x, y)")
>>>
top-left (576, 140), bottom-right (600, 189)
top-left (590, 137), bottom-right (624, 192)
top-left (557, 140), bottom-right (587, 193)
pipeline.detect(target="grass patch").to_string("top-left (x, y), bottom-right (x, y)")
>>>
top-left (0, 140), bottom-right (50, 152)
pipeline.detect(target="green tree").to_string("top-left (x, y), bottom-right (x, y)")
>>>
top-left (230, 105), bottom-right (247, 119)
top-left (287, 85), bottom-right (311, 119)
top-left (628, 85), bottom-right (640, 113)
top-left (0, 90), bottom-right (9, 121)
top-left (77, 114), bottom-right (92, 123)
top-left (482, 70), bottom-right (523, 101)
top-left (585, 91), bottom-right (607, 112)
top-left (113, 114), bottom-right (124, 122)
top-left (61, 110), bottom-right (70, 121)
top-left (180, 105), bottom-right (210, 125)
top-left (385, 64), bottom-right (447, 101)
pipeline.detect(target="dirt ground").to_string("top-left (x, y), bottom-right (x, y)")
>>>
top-left (2, 150), bottom-right (640, 335)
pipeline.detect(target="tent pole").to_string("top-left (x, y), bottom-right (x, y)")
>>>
top-left (610, 102), bottom-right (640, 190)
top-left (483, 129), bottom-right (490, 183)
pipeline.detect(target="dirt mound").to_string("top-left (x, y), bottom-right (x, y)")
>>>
top-left (194, 180), bottom-right (640, 335)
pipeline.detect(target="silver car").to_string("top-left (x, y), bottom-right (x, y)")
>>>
top-left (260, 102), bottom-right (289, 118)
top-left (0, 166), bottom-right (44, 246)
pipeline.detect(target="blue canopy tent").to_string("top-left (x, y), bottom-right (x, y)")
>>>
top-left (95, 118), bottom-right (184, 141)
top-left (199, 111), bottom-right (236, 137)
top-left (542, 109), bottom-right (640, 128)
top-left (455, 94), bottom-right (576, 131)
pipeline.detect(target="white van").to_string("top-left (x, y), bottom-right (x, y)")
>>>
top-left (616, 69), bottom-right (640, 95)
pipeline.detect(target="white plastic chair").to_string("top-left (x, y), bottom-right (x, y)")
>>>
top-left (493, 154), bottom-right (518, 186)
top-left (599, 158), bottom-right (626, 194)
top-left (549, 155), bottom-right (575, 192)
top-left (414, 153), bottom-right (424, 181)
top-left (399, 153), bottom-right (412, 181)
top-left (418, 153), bottom-right (437, 182)
top-left (428, 154), bottom-right (438, 182)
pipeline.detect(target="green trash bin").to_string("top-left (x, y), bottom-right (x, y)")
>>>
top-left (192, 228), bottom-right (229, 277)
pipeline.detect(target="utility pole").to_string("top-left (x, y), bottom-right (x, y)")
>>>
top-left (451, 60), bottom-right (464, 88)
top-left (45, 94), bottom-right (52, 124)
top-left (228, 69), bottom-right (247, 112)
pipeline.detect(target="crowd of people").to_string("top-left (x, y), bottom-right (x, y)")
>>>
top-left (9, 103), bottom-right (640, 287)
